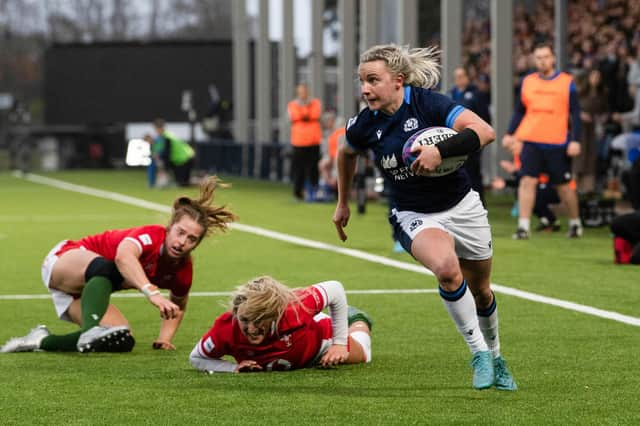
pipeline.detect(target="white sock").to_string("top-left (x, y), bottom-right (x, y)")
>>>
top-left (569, 218), bottom-right (582, 227)
top-left (478, 298), bottom-right (501, 359)
top-left (518, 218), bottom-right (530, 231)
top-left (439, 281), bottom-right (488, 354)
top-left (350, 331), bottom-right (372, 362)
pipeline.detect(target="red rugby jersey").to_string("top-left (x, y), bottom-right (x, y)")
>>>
top-left (197, 286), bottom-right (332, 370)
top-left (57, 225), bottom-right (193, 296)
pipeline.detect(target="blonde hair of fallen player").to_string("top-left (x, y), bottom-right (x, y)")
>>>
top-left (230, 276), bottom-right (370, 368)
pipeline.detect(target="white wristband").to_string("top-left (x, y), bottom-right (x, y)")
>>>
top-left (141, 283), bottom-right (161, 298)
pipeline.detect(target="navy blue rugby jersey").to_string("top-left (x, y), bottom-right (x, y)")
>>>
top-left (346, 85), bottom-right (472, 213)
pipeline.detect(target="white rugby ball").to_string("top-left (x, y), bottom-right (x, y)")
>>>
top-left (402, 127), bottom-right (467, 177)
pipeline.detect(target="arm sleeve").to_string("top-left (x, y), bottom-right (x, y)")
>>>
top-left (308, 99), bottom-right (322, 121)
top-left (507, 85), bottom-right (526, 134)
top-left (312, 281), bottom-right (349, 345)
top-left (569, 81), bottom-right (582, 142)
top-left (189, 344), bottom-right (237, 373)
top-left (288, 102), bottom-right (304, 122)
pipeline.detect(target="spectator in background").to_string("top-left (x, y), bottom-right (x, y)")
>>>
top-left (503, 42), bottom-right (583, 239)
top-left (611, 211), bottom-right (640, 264)
top-left (143, 133), bottom-right (168, 188)
top-left (317, 111), bottom-right (345, 201)
top-left (153, 118), bottom-right (195, 187)
top-left (288, 83), bottom-right (322, 201)
top-left (574, 68), bottom-right (608, 194)
top-left (449, 67), bottom-right (491, 205)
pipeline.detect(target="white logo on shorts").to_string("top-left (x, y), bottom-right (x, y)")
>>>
top-left (409, 219), bottom-right (423, 232)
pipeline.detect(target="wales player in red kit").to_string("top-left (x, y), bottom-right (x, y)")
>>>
top-left (1, 177), bottom-right (236, 354)
top-left (190, 277), bottom-right (372, 373)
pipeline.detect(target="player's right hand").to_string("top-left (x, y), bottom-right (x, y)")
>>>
top-left (149, 294), bottom-right (180, 320)
top-left (333, 204), bottom-right (350, 242)
top-left (236, 360), bottom-right (263, 373)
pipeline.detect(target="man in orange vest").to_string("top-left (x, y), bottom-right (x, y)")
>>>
top-left (288, 83), bottom-right (322, 200)
top-left (503, 42), bottom-right (583, 239)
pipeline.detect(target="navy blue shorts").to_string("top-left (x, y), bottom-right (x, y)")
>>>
top-left (520, 142), bottom-right (572, 184)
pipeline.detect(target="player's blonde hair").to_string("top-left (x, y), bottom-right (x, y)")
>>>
top-left (169, 176), bottom-right (237, 240)
top-left (359, 44), bottom-right (441, 89)
top-left (229, 276), bottom-right (301, 330)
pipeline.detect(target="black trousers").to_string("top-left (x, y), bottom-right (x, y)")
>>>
top-left (291, 145), bottom-right (320, 198)
top-left (172, 158), bottom-right (194, 187)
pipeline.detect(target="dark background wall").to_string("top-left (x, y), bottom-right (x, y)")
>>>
top-left (43, 41), bottom-right (232, 125)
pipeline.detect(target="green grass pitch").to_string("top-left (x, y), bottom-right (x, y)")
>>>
top-left (0, 170), bottom-right (638, 425)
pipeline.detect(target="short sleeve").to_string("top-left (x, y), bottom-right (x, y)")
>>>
top-left (123, 225), bottom-right (164, 255)
top-left (198, 316), bottom-right (230, 359)
top-left (422, 90), bottom-right (465, 129)
top-left (296, 286), bottom-right (326, 315)
top-left (345, 113), bottom-right (368, 151)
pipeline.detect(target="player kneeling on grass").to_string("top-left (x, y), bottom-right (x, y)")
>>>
top-left (1, 177), bottom-right (236, 354)
top-left (190, 276), bottom-right (372, 373)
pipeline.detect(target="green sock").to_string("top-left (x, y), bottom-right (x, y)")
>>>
top-left (40, 331), bottom-right (82, 352)
top-left (80, 276), bottom-right (113, 332)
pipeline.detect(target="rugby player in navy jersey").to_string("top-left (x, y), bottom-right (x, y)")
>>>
top-left (332, 44), bottom-right (517, 390)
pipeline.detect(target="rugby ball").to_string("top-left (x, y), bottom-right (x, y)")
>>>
top-left (402, 127), bottom-right (467, 177)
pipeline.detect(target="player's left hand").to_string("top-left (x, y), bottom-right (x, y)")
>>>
top-left (410, 145), bottom-right (442, 176)
top-left (567, 141), bottom-right (581, 157)
top-left (152, 340), bottom-right (176, 350)
top-left (319, 344), bottom-right (349, 367)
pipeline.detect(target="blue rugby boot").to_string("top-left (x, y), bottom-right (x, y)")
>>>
top-left (494, 356), bottom-right (518, 391)
top-left (471, 351), bottom-right (495, 390)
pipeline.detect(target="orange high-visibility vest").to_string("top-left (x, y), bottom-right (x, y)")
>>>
top-left (288, 98), bottom-right (322, 147)
top-left (514, 72), bottom-right (573, 144)
top-left (327, 127), bottom-right (346, 159)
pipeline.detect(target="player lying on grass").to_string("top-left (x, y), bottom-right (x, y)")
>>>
top-left (1, 177), bottom-right (236, 354)
top-left (189, 276), bottom-right (372, 373)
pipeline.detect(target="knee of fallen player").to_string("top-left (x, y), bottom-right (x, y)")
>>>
top-left (348, 330), bottom-right (372, 363)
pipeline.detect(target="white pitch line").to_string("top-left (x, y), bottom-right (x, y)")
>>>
top-left (13, 172), bottom-right (640, 328)
top-left (0, 289), bottom-right (439, 301)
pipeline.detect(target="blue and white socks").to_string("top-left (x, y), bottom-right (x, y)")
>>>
top-left (439, 280), bottom-right (488, 354)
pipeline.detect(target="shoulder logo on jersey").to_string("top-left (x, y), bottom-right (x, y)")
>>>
top-left (403, 118), bottom-right (418, 132)
top-left (346, 115), bottom-right (358, 130)
top-left (139, 233), bottom-right (152, 246)
top-left (381, 154), bottom-right (398, 169)
top-left (203, 336), bottom-right (215, 352)
top-left (376, 129), bottom-right (382, 140)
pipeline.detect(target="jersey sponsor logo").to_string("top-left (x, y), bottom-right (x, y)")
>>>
top-left (204, 336), bottom-right (215, 352)
top-left (138, 233), bottom-right (152, 246)
top-left (409, 219), bottom-right (423, 232)
top-left (346, 116), bottom-right (358, 129)
top-left (376, 129), bottom-right (382, 140)
top-left (381, 154), bottom-right (398, 169)
top-left (403, 118), bottom-right (418, 132)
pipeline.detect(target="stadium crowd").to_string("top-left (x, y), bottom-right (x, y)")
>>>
top-left (461, 0), bottom-right (640, 202)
